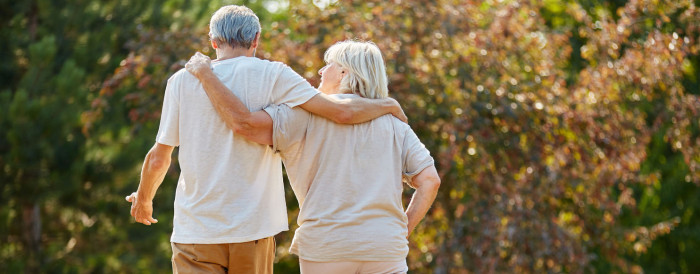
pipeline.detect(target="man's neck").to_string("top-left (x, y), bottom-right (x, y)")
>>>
top-left (215, 47), bottom-right (254, 61)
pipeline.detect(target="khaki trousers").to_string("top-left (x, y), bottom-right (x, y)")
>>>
top-left (299, 259), bottom-right (408, 274)
top-left (171, 237), bottom-right (275, 274)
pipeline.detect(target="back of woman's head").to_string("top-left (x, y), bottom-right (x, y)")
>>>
top-left (324, 40), bottom-right (389, 99)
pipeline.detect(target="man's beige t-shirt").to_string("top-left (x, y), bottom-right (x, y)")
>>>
top-left (156, 57), bottom-right (318, 244)
top-left (264, 94), bottom-right (434, 262)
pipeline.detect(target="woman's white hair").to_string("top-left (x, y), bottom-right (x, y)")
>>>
top-left (324, 40), bottom-right (389, 99)
top-left (209, 5), bottom-right (261, 49)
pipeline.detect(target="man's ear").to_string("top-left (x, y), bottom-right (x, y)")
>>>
top-left (211, 40), bottom-right (218, 49)
top-left (251, 32), bottom-right (260, 49)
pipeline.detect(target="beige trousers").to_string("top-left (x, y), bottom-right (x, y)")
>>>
top-left (299, 258), bottom-right (408, 274)
top-left (171, 237), bottom-right (275, 274)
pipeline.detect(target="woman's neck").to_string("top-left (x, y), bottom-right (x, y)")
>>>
top-left (319, 87), bottom-right (353, 95)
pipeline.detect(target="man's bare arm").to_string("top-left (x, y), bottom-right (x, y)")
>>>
top-left (126, 143), bottom-right (174, 225)
top-left (405, 165), bottom-right (441, 237)
top-left (186, 52), bottom-right (272, 145)
top-left (299, 93), bottom-right (407, 124)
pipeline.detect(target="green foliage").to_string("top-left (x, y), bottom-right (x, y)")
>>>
top-left (620, 130), bottom-right (700, 273)
top-left (2, 0), bottom-right (700, 273)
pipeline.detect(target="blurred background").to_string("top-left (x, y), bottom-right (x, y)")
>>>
top-left (1, 0), bottom-right (699, 273)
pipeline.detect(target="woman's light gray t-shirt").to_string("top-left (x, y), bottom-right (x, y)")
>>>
top-left (264, 94), bottom-right (434, 262)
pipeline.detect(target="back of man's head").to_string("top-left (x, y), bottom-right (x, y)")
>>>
top-left (209, 5), bottom-right (261, 49)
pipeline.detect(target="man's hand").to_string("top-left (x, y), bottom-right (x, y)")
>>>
top-left (126, 192), bottom-right (159, 226)
top-left (387, 97), bottom-right (408, 123)
top-left (185, 52), bottom-right (213, 78)
top-left (300, 94), bottom-right (409, 124)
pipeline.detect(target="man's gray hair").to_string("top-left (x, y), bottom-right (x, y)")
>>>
top-left (209, 5), bottom-right (261, 49)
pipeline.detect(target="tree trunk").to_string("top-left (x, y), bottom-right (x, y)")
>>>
top-left (22, 202), bottom-right (41, 273)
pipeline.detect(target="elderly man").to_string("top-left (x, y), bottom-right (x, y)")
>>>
top-left (125, 5), bottom-right (405, 274)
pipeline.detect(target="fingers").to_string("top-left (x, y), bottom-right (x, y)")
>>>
top-left (127, 193), bottom-right (156, 225)
top-left (190, 52), bottom-right (211, 63)
top-left (133, 210), bottom-right (157, 226)
top-left (191, 51), bottom-right (203, 59)
top-left (387, 97), bottom-right (408, 123)
top-left (135, 214), bottom-right (157, 225)
top-left (128, 192), bottom-right (137, 217)
top-left (125, 192), bottom-right (136, 202)
top-left (185, 52), bottom-right (213, 77)
top-left (147, 216), bottom-right (159, 224)
top-left (195, 51), bottom-right (211, 61)
top-left (393, 109), bottom-right (408, 123)
top-left (139, 219), bottom-right (152, 226)
top-left (133, 218), bottom-right (151, 225)
top-left (397, 106), bottom-right (408, 123)
top-left (399, 112), bottom-right (408, 123)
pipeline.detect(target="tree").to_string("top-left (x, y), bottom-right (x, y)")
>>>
top-left (97, 0), bottom-right (699, 272)
top-left (3, 0), bottom-right (699, 272)
top-left (1, 0), bottom-right (222, 271)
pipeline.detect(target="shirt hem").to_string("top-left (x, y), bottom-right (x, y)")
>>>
top-left (281, 92), bottom-right (319, 109)
top-left (171, 227), bottom-right (288, 244)
top-left (155, 137), bottom-right (178, 147)
top-left (404, 161), bottom-right (435, 187)
top-left (292, 248), bottom-right (407, 262)
top-left (296, 254), bottom-right (407, 263)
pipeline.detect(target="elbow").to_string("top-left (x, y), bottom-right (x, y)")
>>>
top-left (232, 127), bottom-right (252, 139)
top-left (432, 178), bottom-right (442, 192)
top-left (223, 111), bottom-right (254, 135)
top-left (231, 117), bottom-right (255, 137)
top-left (147, 152), bottom-right (170, 172)
top-left (426, 175), bottom-right (441, 192)
top-left (226, 121), bottom-right (245, 135)
top-left (412, 173), bottom-right (441, 193)
top-left (333, 109), bottom-right (354, 124)
top-left (231, 123), bottom-right (245, 135)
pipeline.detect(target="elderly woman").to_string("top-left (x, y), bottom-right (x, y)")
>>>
top-left (186, 40), bottom-right (440, 273)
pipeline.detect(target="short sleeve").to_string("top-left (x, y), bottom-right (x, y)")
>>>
top-left (155, 73), bottom-right (181, 146)
top-left (271, 64), bottom-right (319, 108)
top-left (402, 127), bottom-right (434, 187)
top-left (263, 104), bottom-right (312, 153)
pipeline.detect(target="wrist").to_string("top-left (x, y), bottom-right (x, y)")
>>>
top-left (193, 68), bottom-right (208, 79)
top-left (384, 98), bottom-right (398, 112)
top-left (136, 193), bottom-right (153, 204)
